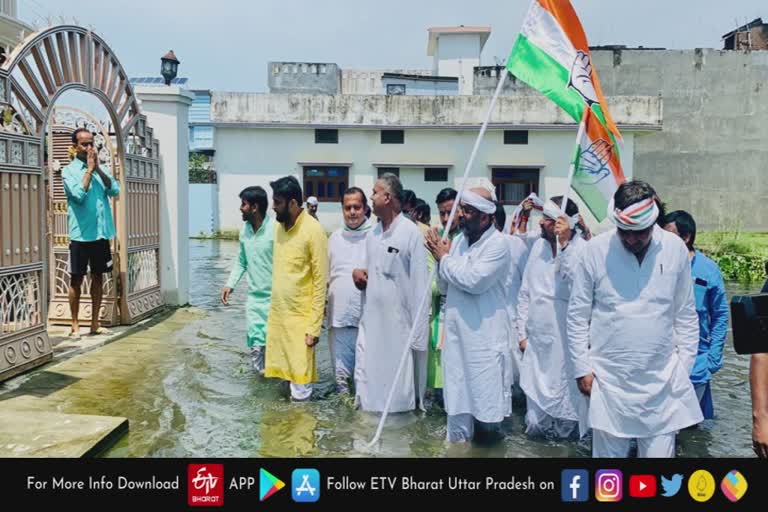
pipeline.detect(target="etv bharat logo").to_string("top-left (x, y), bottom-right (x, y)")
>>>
top-left (188, 464), bottom-right (224, 507)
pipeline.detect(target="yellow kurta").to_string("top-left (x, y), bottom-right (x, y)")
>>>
top-left (265, 210), bottom-right (328, 384)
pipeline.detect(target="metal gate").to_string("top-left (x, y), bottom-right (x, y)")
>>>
top-left (46, 107), bottom-right (120, 326)
top-left (0, 26), bottom-right (164, 381)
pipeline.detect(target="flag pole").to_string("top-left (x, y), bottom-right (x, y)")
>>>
top-left (555, 107), bottom-right (589, 254)
top-left (363, 68), bottom-right (510, 450)
top-left (560, 107), bottom-right (589, 213)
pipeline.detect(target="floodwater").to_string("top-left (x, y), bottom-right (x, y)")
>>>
top-left (102, 240), bottom-right (760, 457)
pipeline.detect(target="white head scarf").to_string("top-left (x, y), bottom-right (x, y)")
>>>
top-left (542, 199), bottom-right (581, 229)
top-left (460, 189), bottom-right (497, 214)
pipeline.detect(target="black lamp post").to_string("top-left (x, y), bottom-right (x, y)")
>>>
top-left (160, 50), bottom-right (180, 85)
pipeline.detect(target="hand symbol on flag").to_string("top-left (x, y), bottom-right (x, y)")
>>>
top-left (576, 139), bottom-right (612, 185)
top-left (568, 51), bottom-right (598, 106)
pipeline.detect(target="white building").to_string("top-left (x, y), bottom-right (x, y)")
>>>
top-left (0, 0), bottom-right (31, 59)
top-left (203, 26), bottom-right (662, 233)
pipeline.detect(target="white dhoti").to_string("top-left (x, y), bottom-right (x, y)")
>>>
top-left (593, 429), bottom-right (675, 458)
top-left (290, 382), bottom-right (313, 401)
top-left (524, 396), bottom-right (579, 439)
top-left (329, 326), bottom-right (358, 394)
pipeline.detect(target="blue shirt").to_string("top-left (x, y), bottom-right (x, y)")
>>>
top-left (689, 250), bottom-right (729, 386)
top-left (62, 158), bottom-right (120, 242)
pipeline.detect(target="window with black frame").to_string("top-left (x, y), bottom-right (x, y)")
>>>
top-left (491, 168), bottom-right (540, 205)
top-left (303, 166), bottom-right (349, 202)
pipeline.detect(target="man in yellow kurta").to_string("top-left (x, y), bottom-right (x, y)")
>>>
top-left (266, 176), bottom-right (328, 401)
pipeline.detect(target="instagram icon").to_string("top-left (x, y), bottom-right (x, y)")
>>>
top-left (595, 470), bottom-right (623, 502)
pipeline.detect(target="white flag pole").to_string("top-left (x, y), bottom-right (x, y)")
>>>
top-left (363, 68), bottom-right (510, 450)
top-left (556, 107), bottom-right (589, 254)
top-left (560, 107), bottom-right (589, 214)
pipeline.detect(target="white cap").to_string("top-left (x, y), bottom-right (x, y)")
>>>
top-left (307, 196), bottom-right (318, 206)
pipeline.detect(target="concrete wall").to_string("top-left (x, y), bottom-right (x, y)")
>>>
top-left (341, 69), bottom-right (432, 95)
top-left (267, 62), bottom-right (341, 95)
top-left (586, 49), bottom-right (768, 231)
top-left (210, 92), bottom-right (661, 128)
top-left (189, 184), bottom-right (218, 236)
top-left (381, 76), bottom-right (458, 96)
top-left (474, 66), bottom-right (521, 95)
top-left (135, 86), bottom-right (193, 306)
top-left (213, 126), bottom-right (635, 233)
top-left (435, 33), bottom-right (481, 95)
top-left (476, 49), bottom-right (768, 231)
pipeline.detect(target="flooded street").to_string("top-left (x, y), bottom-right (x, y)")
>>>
top-left (98, 240), bottom-right (759, 457)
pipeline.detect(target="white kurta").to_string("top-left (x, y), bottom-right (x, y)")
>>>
top-left (440, 225), bottom-right (511, 424)
top-left (355, 213), bottom-right (430, 413)
top-left (517, 236), bottom-right (586, 424)
top-left (327, 225), bottom-right (369, 328)
top-left (567, 226), bottom-right (703, 438)
top-left (514, 228), bottom-right (542, 252)
top-left (502, 234), bottom-right (530, 407)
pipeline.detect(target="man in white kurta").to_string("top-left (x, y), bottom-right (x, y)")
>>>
top-left (517, 198), bottom-right (587, 439)
top-left (354, 174), bottom-right (430, 413)
top-left (327, 188), bottom-right (373, 394)
top-left (567, 180), bottom-right (702, 458)
top-left (427, 188), bottom-right (511, 442)
top-left (493, 202), bottom-right (530, 415)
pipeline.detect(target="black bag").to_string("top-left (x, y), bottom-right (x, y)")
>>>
top-left (730, 293), bottom-right (768, 354)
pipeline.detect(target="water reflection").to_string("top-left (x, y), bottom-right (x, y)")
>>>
top-left (101, 240), bottom-right (761, 457)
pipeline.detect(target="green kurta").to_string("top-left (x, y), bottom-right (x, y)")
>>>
top-left (226, 217), bottom-right (274, 348)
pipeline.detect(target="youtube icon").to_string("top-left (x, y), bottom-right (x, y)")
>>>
top-left (629, 475), bottom-right (657, 498)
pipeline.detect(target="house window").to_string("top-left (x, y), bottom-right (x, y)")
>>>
top-left (315, 129), bottom-right (338, 144)
top-left (424, 167), bottom-right (448, 182)
top-left (377, 167), bottom-right (399, 178)
top-left (387, 84), bottom-right (406, 95)
top-left (503, 130), bottom-right (529, 145)
top-left (303, 166), bottom-right (349, 202)
top-left (381, 130), bottom-right (404, 144)
top-left (492, 168), bottom-right (540, 205)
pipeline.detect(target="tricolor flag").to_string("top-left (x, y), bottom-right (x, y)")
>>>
top-left (506, 0), bottom-right (625, 221)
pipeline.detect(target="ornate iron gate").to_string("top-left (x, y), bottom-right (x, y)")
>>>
top-left (0, 26), bottom-right (164, 381)
top-left (121, 116), bottom-right (162, 324)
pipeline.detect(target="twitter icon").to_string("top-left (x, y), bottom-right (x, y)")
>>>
top-left (661, 474), bottom-right (683, 497)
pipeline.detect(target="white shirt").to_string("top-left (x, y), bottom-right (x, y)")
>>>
top-left (439, 225), bottom-right (511, 423)
top-left (354, 213), bottom-right (430, 413)
top-left (566, 225), bottom-right (703, 437)
top-left (327, 222), bottom-right (371, 328)
top-left (517, 235), bottom-right (586, 423)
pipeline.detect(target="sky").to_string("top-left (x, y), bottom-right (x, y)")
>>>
top-left (17, 0), bottom-right (766, 92)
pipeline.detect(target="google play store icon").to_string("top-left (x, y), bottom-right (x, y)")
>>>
top-left (260, 468), bottom-right (286, 501)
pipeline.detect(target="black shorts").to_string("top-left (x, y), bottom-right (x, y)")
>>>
top-left (69, 239), bottom-right (113, 276)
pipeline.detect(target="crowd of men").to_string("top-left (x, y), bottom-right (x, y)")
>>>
top-left (214, 171), bottom-right (745, 458)
top-left (56, 128), bottom-right (765, 458)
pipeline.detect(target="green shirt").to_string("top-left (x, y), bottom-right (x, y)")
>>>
top-left (226, 217), bottom-right (274, 347)
top-left (62, 158), bottom-right (120, 242)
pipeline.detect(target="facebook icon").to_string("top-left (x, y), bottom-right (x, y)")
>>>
top-left (561, 470), bottom-right (589, 502)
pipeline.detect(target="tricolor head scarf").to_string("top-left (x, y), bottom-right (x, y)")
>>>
top-left (460, 189), bottom-right (497, 215)
top-left (608, 196), bottom-right (659, 231)
top-left (542, 200), bottom-right (581, 229)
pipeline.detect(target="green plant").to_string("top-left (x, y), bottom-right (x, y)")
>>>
top-left (189, 153), bottom-right (216, 183)
top-left (189, 229), bottom-right (240, 240)
top-left (707, 252), bottom-right (766, 283)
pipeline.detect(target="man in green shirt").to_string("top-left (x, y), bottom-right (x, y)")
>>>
top-left (62, 128), bottom-right (121, 339)
top-left (221, 186), bottom-right (274, 374)
top-left (427, 188), bottom-right (462, 401)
